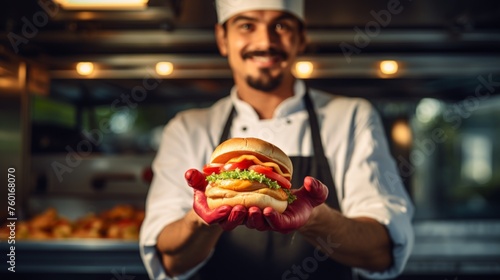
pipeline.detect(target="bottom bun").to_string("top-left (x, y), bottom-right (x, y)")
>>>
top-left (207, 192), bottom-right (287, 213)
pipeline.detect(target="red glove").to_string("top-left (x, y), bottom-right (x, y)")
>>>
top-left (246, 176), bottom-right (329, 234)
top-left (185, 169), bottom-right (247, 231)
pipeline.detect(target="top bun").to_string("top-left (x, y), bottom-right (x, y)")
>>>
top-left (211, 138), bottom-right (293, 176)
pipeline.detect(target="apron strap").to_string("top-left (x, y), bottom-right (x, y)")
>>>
top-left (303, 90), bottom-right (342, 211)
top-left (219, 106), bottom-right (235, 145)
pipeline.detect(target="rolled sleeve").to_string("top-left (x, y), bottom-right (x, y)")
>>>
top-left (348, 197), bottom-right (415, 279)
top-left (338, 99), bottom-right (415, 279)
top-left (140, 242), bottom-right (212, 280)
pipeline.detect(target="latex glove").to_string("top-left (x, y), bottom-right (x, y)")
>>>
top-left (246, 176), bottom-right (329, 234)
top-left (185, 169), bottom-right (247, 231)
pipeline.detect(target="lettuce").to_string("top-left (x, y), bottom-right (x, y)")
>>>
top-left (206, 169), bottom-right (296, 203)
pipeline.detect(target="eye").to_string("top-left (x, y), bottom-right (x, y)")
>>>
top-left (275, 22), bottom-right (291, 32)
top-left (239, 23), bottom-right (253, 31)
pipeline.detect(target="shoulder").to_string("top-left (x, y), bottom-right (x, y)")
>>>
top-left (309, 88), bottom-right (376, 119)
top-left (175, 96), bottom-right (231, 122)
top-left (170, 96), bottom-right (232, 132)
top-left (162, 96), bottom-right (233, 155)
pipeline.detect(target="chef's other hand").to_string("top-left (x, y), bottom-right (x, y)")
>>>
top-left (246, 176), bottom-right (329, 234)
top-left (185, 169), bottom-right (246, 231)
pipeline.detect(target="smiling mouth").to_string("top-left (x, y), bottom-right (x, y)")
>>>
top-left (242, 50), bottom-right (287, 68)
top-left (249, 55), bottom-right (281, 67)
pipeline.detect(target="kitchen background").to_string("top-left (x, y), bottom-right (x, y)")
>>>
top-left (1, 0), bottom-right (500, 279)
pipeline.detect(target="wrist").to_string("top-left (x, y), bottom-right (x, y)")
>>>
top-left (299, 203), bottom-right (333, 234)
top-left (186, 209), bottom-right (223, 234)
top-left (298, 203), bottom-right (319, 233)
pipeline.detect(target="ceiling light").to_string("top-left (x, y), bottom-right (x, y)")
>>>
top-left (391, 120), bottom-right (412, 147)
top-left (53, 0), bottom-right (149, 10)
top-left (379, 60), bottom-right (399, 75)
top-left (76, 62), bottom-right (94, 76)
top-left (156, 62), bottom-right (174, 76)
top-left (294, 61), bottom-right (314, 78)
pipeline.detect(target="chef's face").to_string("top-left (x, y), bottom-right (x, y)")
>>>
top-left (216, 10), bottom-right (306, 92)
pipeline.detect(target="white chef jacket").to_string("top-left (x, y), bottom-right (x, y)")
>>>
top-left (140, 80), bottom-right (414, 280)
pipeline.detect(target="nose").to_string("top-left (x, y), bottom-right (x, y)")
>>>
top-left (253, 25), bottom-right (280, 49)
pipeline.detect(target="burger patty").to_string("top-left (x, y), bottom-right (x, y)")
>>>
top-left (206, 180), bottom-right (288, 201)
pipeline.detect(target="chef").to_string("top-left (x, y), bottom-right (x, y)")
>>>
top-left (140, 0), bottom-right (414, 279)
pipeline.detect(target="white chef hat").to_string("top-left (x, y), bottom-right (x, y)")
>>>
top-left (215, 0), bottom-right (305, 24)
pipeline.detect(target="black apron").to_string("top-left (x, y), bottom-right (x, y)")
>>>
top-left (197, 90), bottom-right (353, 280)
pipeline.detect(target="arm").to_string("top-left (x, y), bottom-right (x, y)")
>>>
top-left (298, 204), bottom-right (393, 271)
top-left (156, 169), bottom-right (247, 276)
top-left (309, 98), bottom-right (413, 276)
top-left (140, 105), bottom-right (237, 278)
top-left (156, 210), bottom-right (223, 276)
top-left (140, 119), bottom-right (221, 278)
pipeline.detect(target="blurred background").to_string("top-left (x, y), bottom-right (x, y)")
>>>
top-left (1, 0), bottom-right (499, 279)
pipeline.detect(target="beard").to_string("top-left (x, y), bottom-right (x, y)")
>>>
top-left (241, 48), bottom-right (287, 92)
top-left (246, 69), bottom-right (283, 92)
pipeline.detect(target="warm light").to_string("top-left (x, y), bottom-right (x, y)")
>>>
top-left (294, 61), bottom-right (314, 78)
top-left (0, 77), bottom-right (17, 88)
top-left (76, 62), bottom-right (94, 76)
top-left (156, 62), bottom-right (174, 76)
top-left (53, 0), bottom-right (149, 10)
top-left (379, 60), bottom-right (399, 75)
top-left (392, 120), bottom-right (412, 147)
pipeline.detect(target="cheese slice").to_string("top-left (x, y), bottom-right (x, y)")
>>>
top-left (226, 155), bottom-right (291, 179)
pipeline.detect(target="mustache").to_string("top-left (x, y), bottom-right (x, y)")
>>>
top-left (241, 49), bottom-right (288, 60)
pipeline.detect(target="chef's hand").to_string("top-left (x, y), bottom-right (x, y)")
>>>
top-left (246, 176), bottom-right (329, 234)
top-left (185, 169), bottom-right (247, 231)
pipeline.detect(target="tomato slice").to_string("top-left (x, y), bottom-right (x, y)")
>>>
top-left (222, 159), bottom-right (255, 171)
top-left (202, 163), bottom-right (224, 175)
top-left (248, 165), bottom-right (291, 189)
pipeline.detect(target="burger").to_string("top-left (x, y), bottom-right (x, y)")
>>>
top-left (203, 137), bottom-right (296, 213)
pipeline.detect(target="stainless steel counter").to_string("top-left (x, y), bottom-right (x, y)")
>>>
top-left (402, 220), bottom-right (500, 279)
top-left (2, 220), bottom-right (500, 279)
top-left (0, 239), bottom-right (148, 280)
